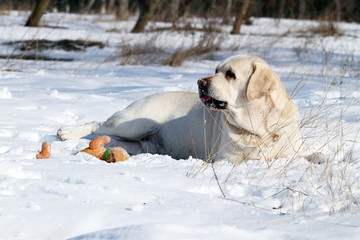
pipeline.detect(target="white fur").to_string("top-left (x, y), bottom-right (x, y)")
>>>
top-left (58, 55), bottom-right (302, 162)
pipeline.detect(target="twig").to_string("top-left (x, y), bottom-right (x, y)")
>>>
top-left (211, 163), bottom-right (226, 198)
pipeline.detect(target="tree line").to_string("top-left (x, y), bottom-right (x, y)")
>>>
top-left (2, 0), bottom-right (359, 33)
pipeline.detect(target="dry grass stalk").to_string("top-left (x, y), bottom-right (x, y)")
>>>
top-left (308, 20), bottom-right (342, 37)
top-left (189, 54), bottom-right (360, 217)
top-left (117, 32), bottom-right (225, 67)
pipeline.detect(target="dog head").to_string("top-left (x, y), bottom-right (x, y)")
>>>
top-left (198, 55), bottom-right (299, 136)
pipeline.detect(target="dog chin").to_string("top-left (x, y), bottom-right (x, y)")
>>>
top-left (199, 93), bottom-right (228, 110)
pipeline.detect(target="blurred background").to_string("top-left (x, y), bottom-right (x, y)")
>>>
top-left (2, 0), bottom-right (359, 32)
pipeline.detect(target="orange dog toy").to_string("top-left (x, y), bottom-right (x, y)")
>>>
top-left (36, 141), bottom-right (51, 159)
top-left (36, 136), bottom-right (129, 163)
top-left (80, 136), bottom-right (129, 163)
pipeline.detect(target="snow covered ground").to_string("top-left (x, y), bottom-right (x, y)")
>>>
top-left (0, 11), bottom-right (359, 239)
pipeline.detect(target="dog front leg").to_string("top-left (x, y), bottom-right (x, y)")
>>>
top-left (57, 121), bottom-right (101, 140)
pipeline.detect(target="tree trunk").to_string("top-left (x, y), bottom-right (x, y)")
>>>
top-left (116, 0), bottom-right (129, 20)
top-left (222, 0), bottom-right (232, 24)
top-left (69, 0), bottom-right (80, 13)
top-left (278, 0), bottom-right (286, 19)
top-left (177, 0), bottom-right (191, 19)
top-left (298, 0), bottom-right (306, 19)
top-left (166, 0), bottom-right (180, 22)
top-left (83, 0), bottom-right (96, 13)
top-left (231, 0), bottom-right (250, 34)
top-left (206, 0), bottom-right (217, 18)
top-left (25, 0), bottom-right (52, 27)
top-left (334, 0), bottom-right (341, 21)
top-left (107, 0), bottom-right (115, 13)
top-left (131, 0), bottom-right (160, 33)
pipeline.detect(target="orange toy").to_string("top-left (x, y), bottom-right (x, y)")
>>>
top-left (80, 136), bottom-right (129, 163)
top-left (36, 136), bottom-right (129, 163)
top-left (36, 141), bottom-right (51, 159)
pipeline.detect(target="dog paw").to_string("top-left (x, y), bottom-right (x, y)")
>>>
top-left (57, 126), bottom-right (79, 141)
top-left (306, 152), bottom-right (328, 164)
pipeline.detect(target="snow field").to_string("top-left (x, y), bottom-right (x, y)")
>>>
top-left (0, 11), bottom-right (359, 239)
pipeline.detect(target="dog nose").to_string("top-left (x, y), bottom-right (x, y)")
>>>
top-left (197, 78), bottom-right (208, 88)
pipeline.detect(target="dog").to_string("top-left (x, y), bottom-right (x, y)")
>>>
top-left (57, 55), bottom-right (302, 162)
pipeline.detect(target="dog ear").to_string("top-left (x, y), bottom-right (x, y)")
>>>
top-left (246, 62), bottom-right (278, 101)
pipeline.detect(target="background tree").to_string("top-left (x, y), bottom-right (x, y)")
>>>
top-left (69, 0), bottom-right (81, 13)
top-left (231, 0), bottom-right (250, 34)
top-left (131, 0), bottom-right (160, 33)
top-left (25, 0), bottom-right (52, 27)
top-left (83, 0), bottom-right (96, 13)
top-left (5, 0), bottom-right (358, 26)
top-left (222, 0), bottom-right (233, 24)
top-left (177, 0), bottom-right (191, 18)
top-left (116, 0), bottom-right (129, 20)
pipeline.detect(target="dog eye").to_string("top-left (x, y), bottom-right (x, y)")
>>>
top-left (225, 70), bottom-right (236, 79)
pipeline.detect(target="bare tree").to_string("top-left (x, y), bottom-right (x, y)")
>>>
top-left (83, 0), bottom-right (96, 13)
top-left (131, 0), bottom-right (160, 33)
top-left (116, 0), bottom-right (129, 20)
top-left (69, 0), bottom-right (80, 13)
top-left (231, 0), bottom-right (250, 34)
top-left (25, 0), bottom-right (52, 27)
top-left (222, 0), bottom-right (233, 24)
top-left (334, 0), bottom-right (342, 21)
top-left (298, 0), bottom-right (306, 19)
top-left (165, 0), bottom-right (180, 23)
top-left (177, 0), bottom-right (191, 19)
top-left (107, 0), bottom-right (116, 13)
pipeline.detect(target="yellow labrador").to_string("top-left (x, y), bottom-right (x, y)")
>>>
top-left (58, 55), bottom-right (302, 162)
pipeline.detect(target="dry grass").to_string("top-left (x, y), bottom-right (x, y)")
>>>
top-left (118, 35), bottom-right (166, 65)
top-left (0, 39), bottom-right (105, 64)
top-left (117, 32), bottom-right (230, 66)
top-left (186, 46), bottom-right (360, 217)
top-left (308, 20), bottom-right (343, 37)
top-left (163, 33), bottom-right (222, 66)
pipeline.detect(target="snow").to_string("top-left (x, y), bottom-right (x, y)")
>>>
top-left (0, 87), bottom-right (11, 98)
top-left (0, 11), bottom-right (360, 239)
